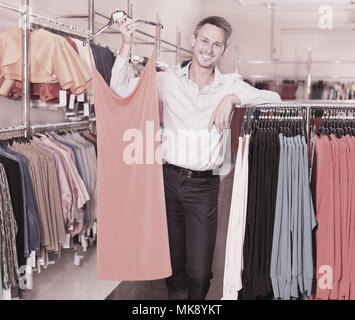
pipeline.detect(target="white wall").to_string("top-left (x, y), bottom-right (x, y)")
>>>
top-left (201, 0), bottom-right (355, 80)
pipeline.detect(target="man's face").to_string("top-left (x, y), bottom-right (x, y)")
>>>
top-left (191, 23), bottom-right (227, 70)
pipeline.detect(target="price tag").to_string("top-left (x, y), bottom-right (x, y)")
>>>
top-left (63, 234), bottom-right (71, 249)
top-left (25, 265), bottom-right (33, 290)
top-left (84, 102), bottom-right (90, 116)
top-left (59, 90), bottom-right (67, 106)
top-left (74, 252), bottom-right (81, 266)
top-left (69, 94), bottom-right (75, 110)
top-left (93, 221), bottom-right (97, 236)
top-left (81, 235), bottom-right (87, 252)
top-left (31, 250), bottom-right (36, 268)
top-left (77, 93), bottom-right (85, 102)
top-left (37, 258), bottom-right (41, 274)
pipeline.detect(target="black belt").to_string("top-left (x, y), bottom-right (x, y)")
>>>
top-left (164, 162), bottom-right (216, 178)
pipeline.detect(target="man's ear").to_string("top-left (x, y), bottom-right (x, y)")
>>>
top-left (221, 41), bottom-right (230, 56)
top-left (191, 34), bottom-right (196, 48)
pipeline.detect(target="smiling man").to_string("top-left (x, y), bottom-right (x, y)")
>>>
top-left (110, 16), bottom-right (281, 300)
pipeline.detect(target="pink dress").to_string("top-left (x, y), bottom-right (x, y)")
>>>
top-left (90, 38), bottom-right (172, 281)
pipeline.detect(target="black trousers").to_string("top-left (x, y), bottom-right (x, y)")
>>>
top-left (163, 164), bottom-right (220, 300)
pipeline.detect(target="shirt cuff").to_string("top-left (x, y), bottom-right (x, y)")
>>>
top-left (117, 54), bottom-right (129, 63)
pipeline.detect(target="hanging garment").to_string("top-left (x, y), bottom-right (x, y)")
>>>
top-left (0, 152), bottom-right (25, 267)
top-left (270, 134), bottom-right (316, 300)
top-left (238, 130), bottom-right (280, 300)
top-left (90, 33), bottom-right (172, 280)
top-left (0, 163), bottom-right (19, 290)
top-left (0, 144), bottom-right (41, 257)
top-left (90, 43), bottom-right (116, 86)
top-left (222, 134), bottom-right (250, 299)
top-left (10, 142), bottom-right (65, 252)
top-left (311, 133), bottom-right (355, 300)
top-left (0, 26), bottom-right (92, 97)
top-left (7, 36), bottom-right (81, 102)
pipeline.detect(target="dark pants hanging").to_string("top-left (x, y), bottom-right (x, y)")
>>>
top-left (163, 164), bottom-right (220, 300)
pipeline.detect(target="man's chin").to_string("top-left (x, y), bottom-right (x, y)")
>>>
top-left (198, 60), bottom-right (215, 69)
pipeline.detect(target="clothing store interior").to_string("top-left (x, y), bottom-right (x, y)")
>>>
top-left (1, 0), bottom-right (355, 301)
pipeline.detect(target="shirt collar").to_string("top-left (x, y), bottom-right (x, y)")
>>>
top-left (177, 61), bottom-right (225, 89)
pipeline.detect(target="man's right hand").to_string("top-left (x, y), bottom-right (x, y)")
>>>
top-left (116, 15), bottom-right (141, 58)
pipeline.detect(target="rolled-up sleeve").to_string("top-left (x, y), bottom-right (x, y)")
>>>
top-left (234, 78), bottom-right (282, 106)
top-left (110, 55), bottom-right (139, 97)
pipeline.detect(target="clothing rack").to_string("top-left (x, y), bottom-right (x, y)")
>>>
top-left (0, 2), bottom-right (94, 300)
top-left (235, 47), bottom-right (355, 99)
top-left (31, 119), bottom-right (95, 134)
top-left (30, 13), bottom-right (91, 41)
top-left (83, 9), bottom-right (164, 46)
top-left (0, 126), bottom-right (27, 135)
top-left (0, 0), bottom-right (95, 139)
top-left (58, 0), bottom-right (193, 67)
top-left (0, 1), bottom-right (31, 137)
top-left (242, 101), bottom-right (355, 139)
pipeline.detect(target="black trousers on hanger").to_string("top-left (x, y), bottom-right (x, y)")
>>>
top-left (163, 163), bottom-right (220, 300)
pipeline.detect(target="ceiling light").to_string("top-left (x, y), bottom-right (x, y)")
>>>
top-left (236, 0), bottom-right (245, 7)
top-left (263, 1), bottom-right (275, 9)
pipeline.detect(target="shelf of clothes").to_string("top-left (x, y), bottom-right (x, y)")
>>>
top-left (310, 115), bottom-right (355, 300)
top-left (0, 129), bottom-right (97, 300)
top-left (245, 79), bottom-right (355, 101)
top-left (223, 111), bottom-right (315, 300)
top-left (223, 108), bottom-right (355, 300)
top-left (0, 26), bottom-right (93, 103)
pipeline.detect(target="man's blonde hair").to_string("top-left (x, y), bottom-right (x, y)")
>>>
top-left (194, 16), bottom-right (232, 44)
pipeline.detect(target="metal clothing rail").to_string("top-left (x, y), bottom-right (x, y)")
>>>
top-left (253, 101), bottom-right (355, 109)
top-left (31, 119), bottom-right (95, 133)
top-left (0, 126), bottom-right (27, 135)
top-left (30, 13), bottom-right (90, 41)
top-left (59, 0), bottom-right (193, 66)
top-left (0, 1), bottom-right (30, 137)
top-left (243, 101), bottom-right (355, 139)
top-left (83, 10), bottom-right (164, 46)
top-left (0, 2), bottom-right (25, 13)
top-left (84, 11), bottom-right (193, 55)
top-left (0, 119), bottom-right (95, 136)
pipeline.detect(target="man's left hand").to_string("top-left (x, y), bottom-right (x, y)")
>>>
top-left (208, 94), bottom-right (241, 134)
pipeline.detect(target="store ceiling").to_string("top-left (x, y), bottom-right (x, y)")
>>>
top-left (236, 0), bottom-right (355, 8)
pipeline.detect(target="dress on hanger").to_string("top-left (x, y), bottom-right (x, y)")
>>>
top-left (90, 29), bottom-right (172, 281)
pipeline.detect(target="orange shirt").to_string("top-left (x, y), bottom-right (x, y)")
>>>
top-left (0, 26), bottom-right (92, 96)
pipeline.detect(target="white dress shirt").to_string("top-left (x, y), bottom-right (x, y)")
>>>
top-left (110, 56), bottom-right (281, 171)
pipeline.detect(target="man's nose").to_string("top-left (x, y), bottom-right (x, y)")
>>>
top-left (206, 44), bottom-right (213, 53)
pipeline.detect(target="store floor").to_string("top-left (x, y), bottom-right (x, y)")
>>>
top-left (106, 166), bottom-right (235, 300)
top-left (23, 246), bottom-right (120, 300)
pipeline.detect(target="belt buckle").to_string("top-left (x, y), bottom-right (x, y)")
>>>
top-left (180, 168), bottom-right (193, 178)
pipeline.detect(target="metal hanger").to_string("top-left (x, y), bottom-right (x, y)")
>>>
top-left (83, 10), bottom-right (164, 46)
